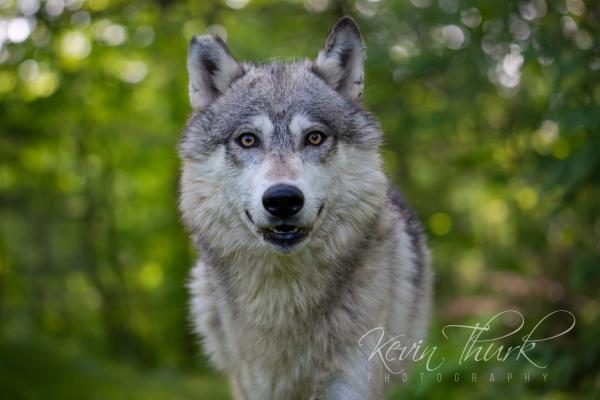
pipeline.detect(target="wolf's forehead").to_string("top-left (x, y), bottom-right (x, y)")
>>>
top-left (227, 64), bottom-right (340, 125)
top-left (240, 63), bottom-right (329, 111)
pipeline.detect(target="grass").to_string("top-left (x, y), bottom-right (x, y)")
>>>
top-left (0, 338), bottom-right (231, 400)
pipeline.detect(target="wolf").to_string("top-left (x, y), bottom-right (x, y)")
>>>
top-left (178, 16), bottom-right (433, 400)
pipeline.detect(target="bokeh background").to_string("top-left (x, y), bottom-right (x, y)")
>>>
top-left (1, 0), bottom-right (599, 398)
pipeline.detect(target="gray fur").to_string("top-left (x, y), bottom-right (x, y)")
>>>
top-left (179, 16), bottom-right (433, 400)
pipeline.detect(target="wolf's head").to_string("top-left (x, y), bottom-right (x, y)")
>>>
top-left (179, 17), bottom-right (386, 258)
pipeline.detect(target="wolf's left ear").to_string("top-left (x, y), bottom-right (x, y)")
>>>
top-left (187, 35), bottom-right (244, 111)
top-left (314, 16), bottom-right (365, 102)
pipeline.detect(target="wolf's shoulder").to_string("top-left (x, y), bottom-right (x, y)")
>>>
top-left (386, 184), bottom-right (429, 287)
top-left (386, 185), bottom-right (424, 236)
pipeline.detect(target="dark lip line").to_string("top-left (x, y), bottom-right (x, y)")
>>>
top-left (244, 210), bottom-right (254, 224)
top-left (317, 203), bottom-right (324, 216)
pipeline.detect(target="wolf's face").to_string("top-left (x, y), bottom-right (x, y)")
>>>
top-left (179, 18), bottom-right (386, 256)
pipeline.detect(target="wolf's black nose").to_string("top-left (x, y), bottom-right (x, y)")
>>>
top-left (262, 184), bottom-right (304, 219)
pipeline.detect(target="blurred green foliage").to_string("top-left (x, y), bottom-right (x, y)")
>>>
top-left (0, 0), bottom-right (599, 398)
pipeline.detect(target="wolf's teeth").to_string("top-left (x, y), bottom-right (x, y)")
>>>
top-left (272, 227), bottom-right (299, 234)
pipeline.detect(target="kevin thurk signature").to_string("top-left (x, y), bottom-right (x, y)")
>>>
top-left (358, 310), bottom-right (576, 374)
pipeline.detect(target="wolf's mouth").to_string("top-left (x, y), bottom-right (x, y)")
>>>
top-left (262, 224), bottom-right (309, 248)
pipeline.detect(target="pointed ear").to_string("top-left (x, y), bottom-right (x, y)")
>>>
top-left (314, 16), bottom-right (365, 102)
top-left (187, 35), bottom-right (244, 111)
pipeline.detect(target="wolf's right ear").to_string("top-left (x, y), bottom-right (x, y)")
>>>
top-left (314, 16), bottom-right (365, 102)
top-left (187, 35), bottom-right (244, 111)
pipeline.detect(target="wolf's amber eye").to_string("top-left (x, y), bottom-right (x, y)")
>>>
top-left (306, 131), bottom-right (325, 146)
top-left (237, 133), bottom-right (258, 148)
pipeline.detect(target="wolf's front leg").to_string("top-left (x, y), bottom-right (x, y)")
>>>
top-left (315, 360), bottom-right (384, 400)
top-left (229, 375), bottom-right (246, 400)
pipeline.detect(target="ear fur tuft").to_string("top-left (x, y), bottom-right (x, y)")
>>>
top-left (187, 35), bottom-right (244, 111)
top-left (315, 16), bottom-right (365, 102)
